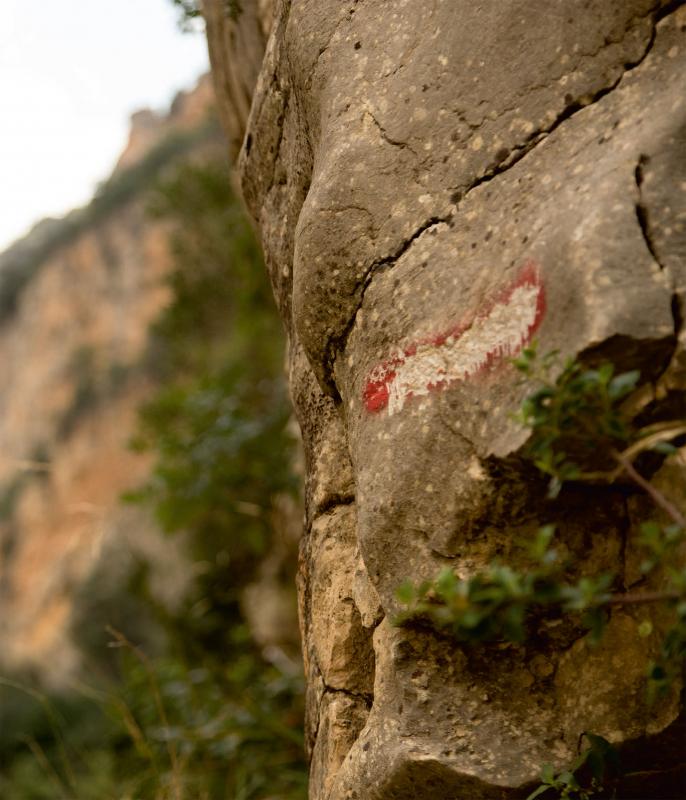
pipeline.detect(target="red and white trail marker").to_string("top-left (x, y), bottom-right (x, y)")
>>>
top-left (363, 261), bottom-right (545, 415)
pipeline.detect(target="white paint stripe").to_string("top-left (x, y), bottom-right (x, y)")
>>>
top-left (386, 284), bottom-right (540, 415)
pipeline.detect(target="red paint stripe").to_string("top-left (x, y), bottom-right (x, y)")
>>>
top-left (362, 261), bottom-right (545, 413)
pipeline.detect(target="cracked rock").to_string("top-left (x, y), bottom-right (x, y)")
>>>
top-left (205, 1), bottom-right (686, 797)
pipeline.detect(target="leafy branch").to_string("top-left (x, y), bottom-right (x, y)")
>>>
top-left (396, 523), bottom-right (685, 648)
top-left (397, 347), bottom-right (685, 657)
top-left (526, 734), bottom-right (620, 800)
top-left (395, 345), bottom-right (686, 797)
top-left (512, 345), bottom-right (686, 499)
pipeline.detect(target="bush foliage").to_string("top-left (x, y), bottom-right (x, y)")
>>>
top-left (396, 344), bottom-right (686, 798)
top-left (0, 152), bottom-right (305, 798)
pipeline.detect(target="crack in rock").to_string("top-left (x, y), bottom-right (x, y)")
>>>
top-left (450, 10), bottom-right (664, 214)
top-left (365, 110), bottom-right (418, 156)
top-left (312, 0), bottom-right (361, 73)
top-left (635, 153), bottom-right (663, 269)
top-left (323, 2), bottom-right (682, 398)
top-left (671, 294), bottom-right (684, 341)
top-left (322, 684), bottom-right (373, 706)
top-left (633, 152), bottom-right (684, 343)
top-left (314, 493), bottom-right (356, 520)
top-left (325, 215), bottom-right (450, 391)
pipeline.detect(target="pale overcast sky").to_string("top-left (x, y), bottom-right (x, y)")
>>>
top-left (0, 0), bottom-right (209, 251)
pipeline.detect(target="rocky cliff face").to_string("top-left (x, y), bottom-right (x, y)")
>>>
top-left (205, 1), bottom-right (686, 797)
top-left (0, 77), bottom-right (215, 684)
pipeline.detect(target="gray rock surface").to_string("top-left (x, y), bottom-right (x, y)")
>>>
top-left (205, 1), bottom-right (686, 797)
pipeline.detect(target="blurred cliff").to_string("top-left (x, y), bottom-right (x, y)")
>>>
top-left (0, 75), bottom-right (215, 682)
top-left (0, 70), bottom-right (306, 798)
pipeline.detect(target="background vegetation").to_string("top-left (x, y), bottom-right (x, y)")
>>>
top-left (397, 346), bottom-right (686, 798)
top-left (0, 137), bottom-right (307, 798)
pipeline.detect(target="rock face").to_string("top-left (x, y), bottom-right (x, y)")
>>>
top-left (115, 74), bottom-right (215, 171)
top-left (0, 77), bottom-right (215, 683)
top-left (206, 1), bottom-right (686, 797)
top-left (203, 0), bottom-right (276, 159)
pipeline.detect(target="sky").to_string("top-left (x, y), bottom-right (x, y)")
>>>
top-left (0, 0), bottom-right (209, 251)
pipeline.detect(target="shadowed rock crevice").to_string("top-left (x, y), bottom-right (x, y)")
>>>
top-left (326, 214), bottom-right (450, 393)
top-left (321, 683), bottom-right (373, 707)
top-left (267, 85), bottom-right (290, 191)
top-left (314, 492), bottom-right (355, 518)
top-left (671, 294), bottom-right (684, 340)
top-left (635, 153), bottom-right (663, 268)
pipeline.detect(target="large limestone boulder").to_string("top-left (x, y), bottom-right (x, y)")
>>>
top-left (206, 1), bottom-right (686, 797)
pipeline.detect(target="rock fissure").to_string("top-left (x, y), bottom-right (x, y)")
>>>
top-left (308, 652), bottom-right (373, 746)
top-left (442, 4), bottom-right (680, 219)
top-left (632, 151), bottom-right (685, 348)
top-left (365, 110), bottom-right (418, 156)
top-left (635, 154), bottom-right (663, 269)
top-left (311, 0), bottom-right (361, 75)
top-left (559, 1), bottom-right (661, 69)
top-left (267, 84), bottom-right (290, 193)
top-left (437, 412), bottom-right (480, 453)
top-left (313, 493), bottom-right (356, 519)
top-left (671, 294), bottom-right (684, 341)
top-left (656, 0), bottom-right (686, 24)
top-left (321, 684), bottom-right (373, 706)
top-left (319, 204), bottom-right (375, 220)
top-left (324, 214), bottom-right (450, 392)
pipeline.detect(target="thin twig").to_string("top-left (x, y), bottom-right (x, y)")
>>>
top-left (613, 450), bottom-right (686, 528)
top-left (620, 423), bottom-right (686, 464)
top-left (0, 676), bottom-right (78, 790)
top-left (106, 627), bottom-right (183, 800)
top-left (577, 424), bottom-right (686, 484)
top-left (603, 590), bottom-right (680, 607)
top-left (22, 736), bottom-right (68, 799)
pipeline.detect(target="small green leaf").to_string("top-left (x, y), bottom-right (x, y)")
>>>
top-left (395, 580), bottom-right (416, 605)
top-left (638, 620), bottom-right (653, 638)
top-left (608, 370), bottom-right (640, 399)
top-left (639, 520), bottom-right (661, 538)
top-left (557, 770), bottom-right (577, 787)
top-left (435, 568), bottom-right (458, 596)
top-left (640, 558), bottom-right (656, 574)
top-left (547, 476), bottom-right (563, 499)
top-left (597, 363), bottom-right (614, 384)
top-left (583, 608), bottom-right (607, 644)
top-left (528, 525), bottom-right (556, 561)
top-left (651, 441), bottom-right (678, 455)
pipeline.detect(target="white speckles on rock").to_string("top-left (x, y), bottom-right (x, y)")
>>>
top-left (229, 0), bottom-right (686, 795)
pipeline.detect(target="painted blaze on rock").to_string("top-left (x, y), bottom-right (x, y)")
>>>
top-left (363, 261), bottom-right (545, 414)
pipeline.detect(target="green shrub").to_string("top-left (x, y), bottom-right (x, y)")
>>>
top-left (396, 345), bottom-right (686, 799)
top-left (1, 146), bottom-right (305, 799)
